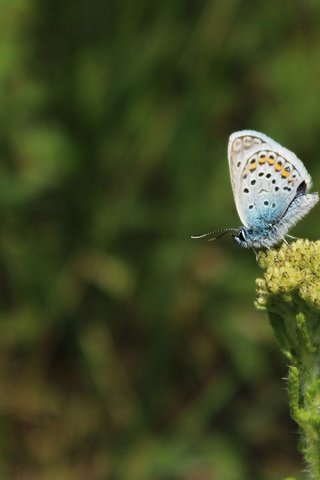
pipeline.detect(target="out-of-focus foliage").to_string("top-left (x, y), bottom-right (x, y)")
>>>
top-left (0, 0), bottom-right (320, 478)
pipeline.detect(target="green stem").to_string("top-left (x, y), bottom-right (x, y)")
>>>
top-left (288, 365), bottom-right (320, 477)
top-left (256, 240), bottom-right (320, 480)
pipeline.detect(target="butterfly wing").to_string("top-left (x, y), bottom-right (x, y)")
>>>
top-left (228, 130), bottom-right (312, 228)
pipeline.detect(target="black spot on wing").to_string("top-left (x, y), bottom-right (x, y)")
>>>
top-left (295, 181), bottom-right (307, 197)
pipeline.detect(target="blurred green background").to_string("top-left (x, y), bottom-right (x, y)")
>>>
top-left (1, 1), bottom-right (320, 479)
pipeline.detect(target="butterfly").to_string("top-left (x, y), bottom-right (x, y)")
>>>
top-left (192, 130), bottom-right (319, 249)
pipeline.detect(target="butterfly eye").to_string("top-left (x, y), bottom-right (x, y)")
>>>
top-left (238, 229), bottom-right (246, 241)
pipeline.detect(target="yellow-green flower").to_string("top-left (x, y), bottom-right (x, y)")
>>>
top-left (256, 240), bottom-right (320, 479)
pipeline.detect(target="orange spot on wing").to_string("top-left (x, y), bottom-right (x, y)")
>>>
top-left (275, 162), bottom-right (282, 171)
top-left (249, 162), bottom-right (257, 171)
top-left (268, 157), bottom-right (275, 165)
top-left (281, 169), bottom-right (290, 178)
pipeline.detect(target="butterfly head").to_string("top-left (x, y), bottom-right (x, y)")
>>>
top-left (233, 227), bottom-right (248, 248)
top-left (232, 224), bottom-right (280, 249)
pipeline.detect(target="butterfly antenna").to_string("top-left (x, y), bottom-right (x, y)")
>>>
top-left (191, 228), bottom-right (238, 242)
